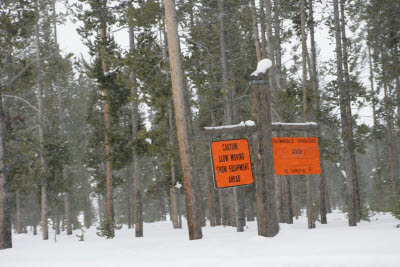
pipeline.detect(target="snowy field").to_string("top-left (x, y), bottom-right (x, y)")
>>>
top-left (1, 210), bottom-right (399, 267)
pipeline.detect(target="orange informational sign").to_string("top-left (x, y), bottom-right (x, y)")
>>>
top-left (210, 139), bottom-right (254, 188)
top-left (272, 137), bottom-right (321, 175)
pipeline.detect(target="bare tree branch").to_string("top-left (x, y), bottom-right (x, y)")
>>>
top-left (1, 52), bottom-right (57, 89)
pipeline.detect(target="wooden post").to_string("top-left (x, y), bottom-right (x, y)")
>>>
top-left (249, 74), bottom-right (279, 237)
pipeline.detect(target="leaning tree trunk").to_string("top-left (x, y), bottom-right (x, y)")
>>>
top-left (161, 13), bottom-right (181, 229)
top-left (35, 1), bottom-right (49, 239)
top-left (333, 0), bottom-right (357, 226)
top-left (309, 0), bottom-right (327, 224)
top-left (128, 24), bottom-right (143, 237)
top-left (301, 0), bottom-right (314, 229)
top-left (340, 0), bottom-right (361, 220)
top-left (164, 0), bottom-right (202, 240)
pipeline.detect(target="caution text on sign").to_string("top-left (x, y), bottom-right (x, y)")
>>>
top-left (272, 137), bottom-right (321, 175)
top-left (210, 139), bottom-right (254, 188)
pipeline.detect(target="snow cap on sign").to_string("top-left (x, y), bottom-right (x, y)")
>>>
top-left (251, 59), bottom-right (272, 76)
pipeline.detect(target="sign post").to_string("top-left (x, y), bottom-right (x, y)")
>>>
top-left (210, 139), bottom-right (254, 188)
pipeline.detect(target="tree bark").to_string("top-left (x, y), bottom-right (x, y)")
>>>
top-left (333, 0), bottom-right (357, 226)
top-left (210, 112), bottom-right (222, 226)
top-left (0, 85), bottom-right (11, 248)
top-left (251, 0), bottom-right (262, 62)
top-left (128, 24), bottom-right (143, 237)
top-left (259, 0), bottom-right (267, 58)
top-left (383, 80), bottom-right (397, 196)
top-left (98, 0), bottom-right (114, 235)
top-left (52, 2), bottom-right (72, 235)
top-left (35, 0), bottom-right (49, 239)
top-left (218, 0), bottom-right (245, 232)
top-left (340, 0), bottom-right (361, 220)
top-left (281, 176), bottom-right (292, 223)
top-left (164, 0), bottom-right (202, 240)
top-left (309, 0), bottom-right (327, 224)
top-left (204, 165), bottom-right (215, 227)
top-left (290, 177), bottom-right (298, 219)
top-left (264, 0), bottom-right (276, 93)
top-left (250, 73), bottom-right (279, 237)
top-left (368, 46), bottom-right (383, 207)
top-left (273, 0), bottom-right (283, 89)
top-left (16, 190), bottom-right (22, 234)
top-left (301, 0), bottom-right (314, 229)
top-left (168, 100), bottom-right (180, 229)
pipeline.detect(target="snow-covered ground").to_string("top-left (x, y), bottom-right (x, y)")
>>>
top-left (1, 210), bottom-right (399, 267)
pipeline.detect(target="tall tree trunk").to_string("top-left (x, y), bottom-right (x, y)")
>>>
top-left (273, 0), bottom-right (283, 90)
top-left (83, 195), bottom-right (91, 229)
top-left (35, 1), bottom-right (48, 239)
top-left (275, 176), bottom-right (283, 222)
top-left (251, 0), bottom-right (262, 62)
top-left (333, 0), bottom-right (357, 226)
top-left (217, 0), bottom-right (232, 228)
top-left (97, 193), bottom-right (102, 223)
top-left (397, 77), bottom-right (400, 125)
top-left (259, 0), bottom-right (267, 58)
top-left (368, 46), bottom-right (383, 207)
top-left (340, 0), bottom-right (361, 220)
top-left (52, 2), bottom-right (72, 235)
top-left (204, 165), bottom-right (215, 227)
top-left (186, 109), bottom-right (205, 228)
top-left (0, 82), bottom-right (11, 248)
top-left (383, 78), bottom-right (397, 196)
top-left (164, 0), bottom-right (202, 240)
top-left (264, 0), bottom-right (276, 92)
top-left (168, 100), bottom-right (180, 229)
top-left (218, 0), bottom-right (245, 232)
top-left (187, 4), bottom-right (206, 228)
top-left (290, 177), bottom-right (298, 219)
top-left (16, 190), bottom-right (22, 234)
top-left (128, 24), bottom-right (143, 237)
top-left (250, 70), bottom-right (279, 237)
top-left (55, 215), bottom-right (60, 235)
top-left (301, 0), bottom-right (314, 229)
top-left (98, 1), bottom-right (114, 235)
top-left (162, 14), bottom-right (181, 229)
top-left (127, 168), bottom-right (132, 229)
top-left (210, 111), bottom-right (222, 226)
top-left (309, 0), bottom-right (327, 224)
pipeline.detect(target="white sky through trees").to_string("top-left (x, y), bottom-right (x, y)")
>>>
top-left (57, 0), bottom-right (374, 127)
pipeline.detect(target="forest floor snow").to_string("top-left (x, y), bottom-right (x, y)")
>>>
top-left (1, 210), bottom-right (399, 267)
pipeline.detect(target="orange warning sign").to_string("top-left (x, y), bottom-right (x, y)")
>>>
top-left (210, 139), bottom-right (254, 188)
top-left (272, 137), bottom-right (321, 175)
